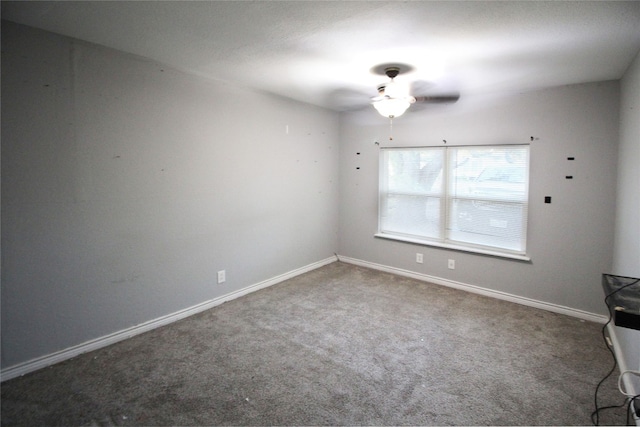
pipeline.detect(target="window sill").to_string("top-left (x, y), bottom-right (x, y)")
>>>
top-left (374, 233), bottom-right (532, 262)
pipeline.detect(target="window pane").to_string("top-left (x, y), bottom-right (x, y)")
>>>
top-left (380, 194), bottom-right (441, 239)
top-left (449, 146), bottom-right (529, 202)
top-left (448, 199), bottom-right (528, 252)
top-left (447, 146), bottom-right (529, 252)
top-left (380, 148), bottom-right (444, 240)
top-left (386, 149), bottom-right (444, 196)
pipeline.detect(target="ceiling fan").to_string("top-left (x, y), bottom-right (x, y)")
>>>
top-left (371, 64), bottom-right (460, 119)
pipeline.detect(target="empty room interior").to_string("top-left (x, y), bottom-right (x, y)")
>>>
top-left (2, 1), bottom-right (640, 425)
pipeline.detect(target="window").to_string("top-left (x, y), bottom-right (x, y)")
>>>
top-left (377, 145), bottom-right (530, 259)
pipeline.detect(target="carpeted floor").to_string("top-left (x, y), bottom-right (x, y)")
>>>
top-left (0, 262), bottom-right (627, 425)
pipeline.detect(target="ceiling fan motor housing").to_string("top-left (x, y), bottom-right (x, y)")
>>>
top-left (378, 67), bottom-right (404, 93)
top-left (384, 67), bottom-right (401, 79)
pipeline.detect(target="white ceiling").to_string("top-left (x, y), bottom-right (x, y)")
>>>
top-left (3, 1), bottom-right (640, 111)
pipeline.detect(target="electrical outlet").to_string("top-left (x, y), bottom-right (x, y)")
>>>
top-left (448, 259), bottom-right (455, 270)
top-left (416, 253), bottom-right (423, 264)
top-left (217, 270), bottom-right (226, 284)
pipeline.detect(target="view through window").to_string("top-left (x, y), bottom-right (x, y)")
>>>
top-left (378, 145), bottom-right (530, 257)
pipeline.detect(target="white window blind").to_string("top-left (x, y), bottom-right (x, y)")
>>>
top-left (378, 145), bottom-right (529, 257)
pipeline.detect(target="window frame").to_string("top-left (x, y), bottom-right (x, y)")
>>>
top-left (375, 144), bottom-right (531, 261)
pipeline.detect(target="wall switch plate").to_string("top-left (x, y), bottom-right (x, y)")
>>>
top-left (448, 259), bottom-right (455, 270)
top-left (217, 270), bottom-right (226, 284)
top-left (416, 253), bottom-right (424, 264)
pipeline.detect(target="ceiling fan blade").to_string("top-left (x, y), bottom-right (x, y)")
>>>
top-left (410, 80), bottom-right (436, 95)
top-left (413, 94), bottom-right (460, 104)
top-left (328, 87), bottom-right (374, 111)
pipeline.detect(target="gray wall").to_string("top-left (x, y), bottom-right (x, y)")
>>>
top-left (338, 81), bottom-right (620, 316)
top-left (1, 22), bottom-right (340, 370)
top-left (613, 48), bottom-right (640, 384)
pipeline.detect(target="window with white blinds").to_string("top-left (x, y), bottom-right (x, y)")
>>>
top-left (377, 145), bottom-right (530, 258)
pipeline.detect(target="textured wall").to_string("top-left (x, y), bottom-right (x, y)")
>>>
top-left (338, 81), bottom-right (620, 316)
top-left (1, 22), bottom-right (340, 370)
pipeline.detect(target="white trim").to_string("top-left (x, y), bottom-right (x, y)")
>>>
top-left (0, 256), bottom-right (338, 382)
top-left (338, 255), bottom-right (607, 324)
top-left (374, 233), bottom-right (531, 262)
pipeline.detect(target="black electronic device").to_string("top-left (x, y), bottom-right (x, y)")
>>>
top-left (602, 273), bottom-right (640, 331)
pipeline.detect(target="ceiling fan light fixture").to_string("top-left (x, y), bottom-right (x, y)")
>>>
top-left (371, 66), bottom-right (416, 118)
top-left (373, 96), bottom-right (415, 118)
top-left (381, 79), bottom-right (407, 98)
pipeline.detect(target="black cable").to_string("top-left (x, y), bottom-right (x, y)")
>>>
top-left (591, 320), bottom-right (619, 425)
top-left (591, 277), bottom-right (640, 426)
top-left (592, 401), bottom-right (628, 426)
top-left (603, 278), bottom-right (640, 311)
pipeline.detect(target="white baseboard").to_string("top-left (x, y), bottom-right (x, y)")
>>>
top-left (0, 256), bottom-right (338, 382)
top-left (338, 255), bottom-right (608, 324)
